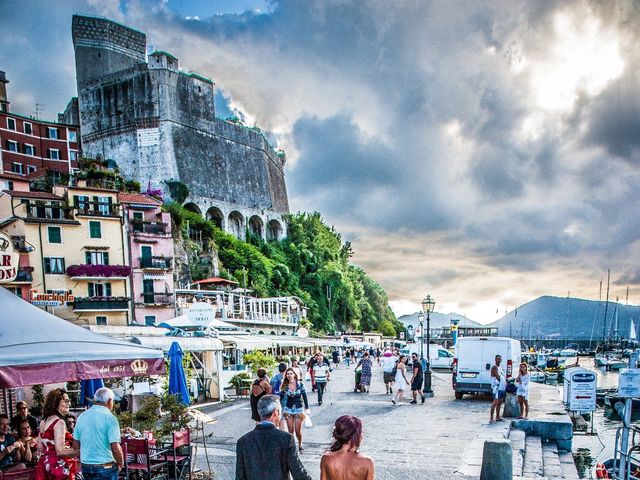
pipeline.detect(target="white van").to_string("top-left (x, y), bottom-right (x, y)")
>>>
top-left (400, 343), bottom-right (454, 369)
top-left (452, 336), bottom-right (521, 399)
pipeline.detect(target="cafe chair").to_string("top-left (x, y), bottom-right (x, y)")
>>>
top-left (159, 429), bottom-right (191, 480)
top-left (121, 437), bottom-right (169, 480)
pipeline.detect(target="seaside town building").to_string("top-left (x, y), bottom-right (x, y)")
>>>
top-left (0, 182), bottom-right (131, 326)
top-left (0, 71), bottom-right (80, 176)
top-left (119, 192), bottom-right (175, 325)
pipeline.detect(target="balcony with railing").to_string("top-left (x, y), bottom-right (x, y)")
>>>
top-left (74, 201), bottom-right (121, 217)
top-left (14, 268), bottom-right (33, 283)
top-left (139, 256), bottom-right (172, 270)
top-left (26, 203), bottom-right (75, 222)
top-left (73, 296), bottom-right (130, 311)
top-left (130, 220), bottom-right (169, 236)
top-left (140, 292), bottom-right (174, 306)
top-left (67, 264), bottom-right (131, 280)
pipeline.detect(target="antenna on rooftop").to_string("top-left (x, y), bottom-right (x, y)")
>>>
top-left (33, 103), bottom-right (43, 120)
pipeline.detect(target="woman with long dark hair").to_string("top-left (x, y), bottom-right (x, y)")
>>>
top-left (35, 389), bottom-right (78, 480)
top-left (320, 415), bottom-right (374, 480)
top-left (279, 368), bottom-right (309, 451)
top-left (249, 368), bottom-right (272, 424)
top-left (392, 355), bottom-right (409, 405)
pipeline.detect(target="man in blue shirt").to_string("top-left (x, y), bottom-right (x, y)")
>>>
top-left (73, 387), bottom-right (123, 480)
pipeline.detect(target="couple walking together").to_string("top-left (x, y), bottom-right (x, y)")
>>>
top-left (236, 395), bottom-right (374, 480)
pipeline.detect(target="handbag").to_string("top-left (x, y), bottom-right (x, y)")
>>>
top-left (304, 371), bottom-right (311, 381)
top-left (304, 414), bottom-right (313, 428)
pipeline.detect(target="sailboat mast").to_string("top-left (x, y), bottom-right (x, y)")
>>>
top-left (603, 270), bottom-right (610, 342)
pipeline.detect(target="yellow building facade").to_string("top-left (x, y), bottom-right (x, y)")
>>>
top-left (0, 184), bottom-right (131, 325)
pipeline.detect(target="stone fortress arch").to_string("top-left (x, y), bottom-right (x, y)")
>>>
top-left (183, 196), bottom-right (287, 242)
top-left (228, 211), bottom-right (245, 239)
top-left (248, 215), bottom-right (263, 238)
top-left (206, 206), bottom-right (225, 229)
top-left (267, 219), bottom-right (283, 241)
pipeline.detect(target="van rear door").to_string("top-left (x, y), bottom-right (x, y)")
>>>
top-left (481, 339), bottom-right (510, 385)
top-left (457, 339), bottom-right (485, 381)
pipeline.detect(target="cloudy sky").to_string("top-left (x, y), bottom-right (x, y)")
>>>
top-left (2, 0), bottom-right (639, 323)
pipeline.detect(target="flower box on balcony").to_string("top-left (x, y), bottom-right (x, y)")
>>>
top-left (67, 264), bottom-right (131, 279)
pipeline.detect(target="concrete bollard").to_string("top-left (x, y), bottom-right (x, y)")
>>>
top-left (480, 439), bottom-right (512, 480)
top-left (503, 392), bottom-right (520, 417)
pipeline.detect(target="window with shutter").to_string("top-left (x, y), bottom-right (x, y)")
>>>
top-left (89, 221), bottom-right (101, 238)
top-left (47, 226), bottom-right (62, 244)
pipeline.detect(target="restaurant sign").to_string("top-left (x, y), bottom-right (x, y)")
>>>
top-left (0, 232), bottom-right (19, 283)
top-left (30, 289), bottom-right (75, 307)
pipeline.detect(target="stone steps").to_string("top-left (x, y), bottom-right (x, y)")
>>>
top-left (509, 427), bottom-right (580, 480)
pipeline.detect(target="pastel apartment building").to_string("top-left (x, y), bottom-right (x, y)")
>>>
top-left (119, 193), bottom-right (175, 325)
top-left (0, 183), bottom-right (131, 326)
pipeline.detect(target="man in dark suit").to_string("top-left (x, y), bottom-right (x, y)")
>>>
top-left (236, 395), bottom-right (311, 480)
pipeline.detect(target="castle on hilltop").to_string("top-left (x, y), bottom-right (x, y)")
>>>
top-left (68, 14), bottom-right (289, 240)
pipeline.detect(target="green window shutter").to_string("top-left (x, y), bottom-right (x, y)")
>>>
top-left (73, 195), bottom-right (79, 207)
top-left (103, 252), bottom-right (109, 265)
top-left (44, 258), bottom-right (51, 274)
top-left (105, 283), bottom-right (112, 296)
top-left (85, 252), bottom-right (91, 264)
top-left (88, 283), bottom-right (95, 297)
top-left (89, 221), bottom-right (101, 238)
top-left (48, 227), bottom-right (61, 244)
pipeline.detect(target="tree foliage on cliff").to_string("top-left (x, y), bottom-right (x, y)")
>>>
top-left (165, 204), bottom-right (400, 335)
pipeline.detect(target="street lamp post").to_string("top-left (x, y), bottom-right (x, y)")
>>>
top-left (421, 294), bottom-right (436, 397)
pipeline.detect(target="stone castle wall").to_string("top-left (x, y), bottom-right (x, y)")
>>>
top-left (71, 15), bottom-right (289, 238)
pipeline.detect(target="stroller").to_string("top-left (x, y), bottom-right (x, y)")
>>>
top-left (354, 367), bottom-right (366, 393)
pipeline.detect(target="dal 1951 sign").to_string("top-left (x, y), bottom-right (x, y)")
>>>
top-left (0, 233), bottom-right (19, 283)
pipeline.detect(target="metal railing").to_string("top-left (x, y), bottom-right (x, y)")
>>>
top-left (139, 256), bottom-right (172, 270)
top-left (131, 220), bottom-right (168, 235)
top-left (73, 297), bottom-right (130, 310)
top-left (142, 292), bottom-right (173, 305)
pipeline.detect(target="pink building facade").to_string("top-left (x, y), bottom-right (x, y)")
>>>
top-left (119, 193), bottom-right (175, 325)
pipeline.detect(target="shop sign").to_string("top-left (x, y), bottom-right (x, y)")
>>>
top-left (0, 233), bottom-right (19, 283)
top-left (30, 289), bottom-right (75, 307)
top-left (187, 302), bottom-right (215, 325)
top-left (619, 369), bottom-right (640, 398)
top-left (568, 370), bottom-right (596, 412)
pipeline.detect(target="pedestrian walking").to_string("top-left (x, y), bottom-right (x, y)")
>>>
top-left (344, 349), bottom-right (351, 368)
top-left (409, 353), bottom-right (425, 404)
top-left (355, 353), bottom-right (372, 393)
top-left (250, 368), bottom-right (272, 423)
top-left (312, 353), bottom-right (331, 405)
top-left (290, 357), bottom-right (303, 381)
top-left (516, 363), bottom-right (530, 419)
top-left (236, 395), bottom-right (312, 480)
top-left (392, 355), bottom-right (409, 405)
top-left (36, 388), bottom-right (79, 480)
top-left (320, 415), bottom-right (374, 480)
top-left (72, 387), bottom-right (123, 480)
top-left (331, 350), bottom-right (340, 369)
top-left (381, 349), bottom-right (397, 395)
top-left (270, 363), bottom-right (288, 394)
top-left (490, 354), bottom-right (507, 423)
top-left (279, 369), bottom-right (310, 451)
top-left (374, 348), bottom-right (381, 366)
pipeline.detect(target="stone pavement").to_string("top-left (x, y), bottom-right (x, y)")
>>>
top-left (191, 361), bottom-right (496, 479)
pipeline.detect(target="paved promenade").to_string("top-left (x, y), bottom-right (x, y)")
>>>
top-left (193, 361), bottom-right (496, 479)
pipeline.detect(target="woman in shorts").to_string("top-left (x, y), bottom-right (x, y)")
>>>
top-left (279, 368), bottom-right (310, 451)
top-left (516, 362), bottom-right (530, 419)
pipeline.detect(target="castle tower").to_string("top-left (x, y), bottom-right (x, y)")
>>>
top-left (72, 14), bottom-right (146, 87)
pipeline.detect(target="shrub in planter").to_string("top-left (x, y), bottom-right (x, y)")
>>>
top-left (229, 372), bottom-right (251, 395)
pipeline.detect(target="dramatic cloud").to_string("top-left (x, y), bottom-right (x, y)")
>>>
top-left (2, 0), bottom-right (639, 320)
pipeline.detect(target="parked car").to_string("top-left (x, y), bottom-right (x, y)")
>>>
top-left (400, 343), bottom-right (454, 369)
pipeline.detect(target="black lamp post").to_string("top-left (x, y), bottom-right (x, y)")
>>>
top-left (421, 294), bottom-right (436, 397)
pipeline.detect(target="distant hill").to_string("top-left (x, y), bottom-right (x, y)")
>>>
top-left (398, 312), bottom-right (481, 330)
top-left (488, 295), bottom-right (640, 340)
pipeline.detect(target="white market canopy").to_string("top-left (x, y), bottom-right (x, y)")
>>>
top-left (132, 336), bottom-right (224, 352)
top-left (0, 287), bottom-right (165, 387)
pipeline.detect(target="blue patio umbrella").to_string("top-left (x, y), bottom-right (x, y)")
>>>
top-left (79, 378), bottom-right (104, 407)
top-left (168, 341), bottom-right (191, 405)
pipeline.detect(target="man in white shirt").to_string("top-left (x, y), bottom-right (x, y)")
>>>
top-left (312, 353), bottom-right (331, 405)
top-left (381, 350), bottom-right (398, 395)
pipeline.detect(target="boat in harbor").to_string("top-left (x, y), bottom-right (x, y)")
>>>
top-left (595, 354), bottom-right (608, 367)
top-left (608, 357), bottom-right (628, 370)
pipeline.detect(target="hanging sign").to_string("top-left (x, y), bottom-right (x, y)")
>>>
top-left (187, 302), bottom-right (215, 325)
top-left (0, 233), bottom-right (19, 283)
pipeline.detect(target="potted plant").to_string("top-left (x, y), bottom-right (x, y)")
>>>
top-left (229, 372), bottom-right (251, 396)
